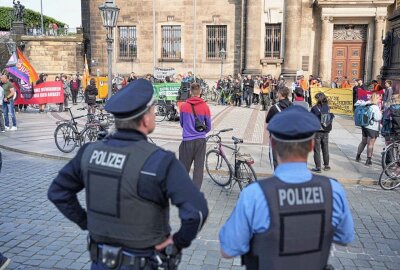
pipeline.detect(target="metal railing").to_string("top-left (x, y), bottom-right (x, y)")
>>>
top-left (264, 24), bottom-right (281, 59)
top-left (161, 25), bottom-right (181, 59)
top-left (25, 27), bottom-right (82, 36)
top-left (206, 25), bottom-right (227, 60)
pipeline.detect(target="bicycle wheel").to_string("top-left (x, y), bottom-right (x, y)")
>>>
top-left (379, 160), bottom-right (400, 190)
top-left (381, 143), bottom-right (400, 171)
top-left (155, 104), bottom-right (167, 122)
top-left (236, 162), bottom-right (257, 191)
top-left (83, 126), bottom-right (99, 144)
top-left (77, 91), bottom-right (85, 103)
top-left (206, 150), bottom-right (232, 186)
top-left (54, 123), bottom-right (77, 153)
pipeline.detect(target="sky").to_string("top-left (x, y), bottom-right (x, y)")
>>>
top-left (0, 0), bottom-right (81, 28)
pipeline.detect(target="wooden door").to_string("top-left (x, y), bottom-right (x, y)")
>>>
top-left (332, 42), bottom-right (366, 83)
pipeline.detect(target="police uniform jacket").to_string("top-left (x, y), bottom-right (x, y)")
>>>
top-left (219, 163), bottom-right (354, 258)
top-left (48, 129), bottom-right (209, 250)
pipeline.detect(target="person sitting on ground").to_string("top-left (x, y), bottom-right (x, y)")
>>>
top-left (292, 87), bottom-right (309, 110)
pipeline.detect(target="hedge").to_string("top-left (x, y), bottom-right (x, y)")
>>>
top-left (0, 6), bottom-right (65, 30)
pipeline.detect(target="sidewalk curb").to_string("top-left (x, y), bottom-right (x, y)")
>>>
top-left (0, 145), bottom-right (72, 161)
top-left (0, 143), bottom-right (378, 186)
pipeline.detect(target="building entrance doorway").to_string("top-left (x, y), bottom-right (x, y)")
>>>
top-left (331, 25), bottom-right (368, 84)
top-left (332, 42), bottom-right (366, 83)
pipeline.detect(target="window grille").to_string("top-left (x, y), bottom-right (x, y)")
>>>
top-left (118, 26), bottom-right (137, 59)
top-left (161, 25), bottom-right (181, 59)
top-left (206, 25), bottom-right (227, 60)
top-left (264, 24), bottom-right (281, 59)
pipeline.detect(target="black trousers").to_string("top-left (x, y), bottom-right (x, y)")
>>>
top-left (313, 132), bottom-right (330, 168)
top-left (72, 90), bottom-right (78, 104)
top-left (179, 138), bottom-right (206, 189)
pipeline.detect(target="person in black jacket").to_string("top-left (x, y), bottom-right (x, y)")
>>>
top-left (266, 86), bottom-right (292, 169)
top-left (310, 92), bottom-right (333, 173)
top-left (85, 78), bottom-right (98, 114)
top-left (243, 75), bottom-right (255, 107)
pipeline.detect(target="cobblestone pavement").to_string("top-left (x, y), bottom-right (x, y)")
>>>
top-left (0, 150), bottom-right (399, 270)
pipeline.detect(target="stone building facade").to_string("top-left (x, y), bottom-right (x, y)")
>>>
top-left (21, 35), bottom-right (85, 76)
top-left (82, 0), bottom-right (396, 84)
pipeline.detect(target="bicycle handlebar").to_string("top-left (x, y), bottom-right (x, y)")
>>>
top-left (220, 128), bottom-right (234, 133)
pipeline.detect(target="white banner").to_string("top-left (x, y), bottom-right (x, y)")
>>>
top-left (154, 67), bottom-right (175, 80)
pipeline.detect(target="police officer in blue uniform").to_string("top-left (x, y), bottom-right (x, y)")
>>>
top-left (219, 106), bottom-right (354, 270)
top-left (48, 79), bottom-right (209, 270)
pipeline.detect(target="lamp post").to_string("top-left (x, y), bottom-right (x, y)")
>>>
top-left (99, 0), bottom-right (120, 100)
top-left (219, 48), bottom-right (226, 78)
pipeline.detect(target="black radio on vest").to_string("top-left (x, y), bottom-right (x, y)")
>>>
top-left (242, 175), bottom-right (334, 270)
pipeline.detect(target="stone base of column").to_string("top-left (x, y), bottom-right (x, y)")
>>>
top-left (281, 69), bottom-right (298, 82)
top-left (242, 69), bottom-right (261, 75)
top-left (12, 22), bottom-right (26, 35)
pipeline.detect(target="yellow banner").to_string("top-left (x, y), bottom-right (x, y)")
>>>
top-left (310, 87), bottom-right (354, 116)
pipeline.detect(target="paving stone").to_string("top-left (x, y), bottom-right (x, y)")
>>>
top-left (0, 146), bottom-right (399, 269)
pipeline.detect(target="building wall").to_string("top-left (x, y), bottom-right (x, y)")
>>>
top-left (21, 35), bottom-right (84, 76)
top-left (82, 0), bottom-right (394, 81)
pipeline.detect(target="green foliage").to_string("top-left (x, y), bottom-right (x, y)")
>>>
top-left (0, 6), bottom-right (65, 31)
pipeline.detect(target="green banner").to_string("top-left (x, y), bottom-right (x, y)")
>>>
top-left (153, 83), bottom-right (180, 101)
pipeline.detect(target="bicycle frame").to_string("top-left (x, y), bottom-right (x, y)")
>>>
top-left (211, 135), bottom-right (240, 177)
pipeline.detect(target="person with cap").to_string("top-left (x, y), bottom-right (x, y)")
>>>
top-left (219, 105), bottom-right (354, 270)
top-left (47, 79), bottom-right (209, 270)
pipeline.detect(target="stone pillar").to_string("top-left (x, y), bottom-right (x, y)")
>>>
top-left (319, 16), bottom-right (334, 84)
top-left (281, 0), bottom-right (302, 79)
top-left (243, 0), bottom-right (261, 74)
top-left (372, 16), bottom-right (386, 79)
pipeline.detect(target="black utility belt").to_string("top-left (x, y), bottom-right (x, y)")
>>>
top-left (89, 240), bottom-right (153, 269)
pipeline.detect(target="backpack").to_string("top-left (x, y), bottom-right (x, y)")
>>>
top-left (390, 104), bottom-right (400, 133)
top-left (354, 104), bottom-right (373, 127)
top-left (316, 106), bottom-right (334, 131)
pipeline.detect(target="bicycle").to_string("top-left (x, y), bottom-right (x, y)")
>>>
top-left (68, 87), bottom-right (85, 103)
top-left (155, 95), bottom-right (178, 122)
top-left (381, 133), bottom-right (400, 171)
top-left (205, 128), bottom-right (257, 191)
top-left (54, 107), bottom-right (107, 153)
top-left (379, 160), bottom-right (400, 190)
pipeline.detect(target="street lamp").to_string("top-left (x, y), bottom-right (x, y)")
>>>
top-left (99, 0), bottom-right (120, 99)
top-left (219, 48), bottom-right (226, 78)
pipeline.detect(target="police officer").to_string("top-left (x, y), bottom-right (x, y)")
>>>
top-left (219, 106), bottom-right (354, 270)
top-left (48, 79), bottom-right (209, 270)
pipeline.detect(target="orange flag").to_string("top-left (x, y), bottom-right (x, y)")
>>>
top-left (17, 48), bottom-right (39, 83)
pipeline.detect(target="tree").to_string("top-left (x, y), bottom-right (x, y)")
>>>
top-left (0, 6), bottom-right (65, 30)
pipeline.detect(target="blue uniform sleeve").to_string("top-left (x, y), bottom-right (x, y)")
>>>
top-left (330, 179), bottom-right (355, 244)
top-left (47, 144), bottom-right (88, 230)
top-left (219, 183), bottom-right (269, 257)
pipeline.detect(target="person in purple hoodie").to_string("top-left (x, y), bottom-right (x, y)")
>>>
top-left (179, 83), bottom-right (212, 189)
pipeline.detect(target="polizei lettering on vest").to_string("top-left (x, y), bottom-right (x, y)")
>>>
top-left (89, 150), bottom-right (126, 170)
top-left (278, 186), bottom-right (324, 207)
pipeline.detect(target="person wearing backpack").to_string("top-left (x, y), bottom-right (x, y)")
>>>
top-left (266, 87), bottom-right (292, 169)
top-left (85, 78), bottom-right (98, 114)
top-left (311, 93), bottom-right (334, 172)
top-left (356, 93), bottom-right (382, 166)
top-left (179, 83), bottom-right (211, 189)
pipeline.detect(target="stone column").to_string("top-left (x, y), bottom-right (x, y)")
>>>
top-left (372, 16), bottom-right (386, 79)
top-left (243, 0), bottom-right (261, 74)
top-left (319, 16), bottom-right (334, 84)
top-left (281, 0), bottom-right (302, 78)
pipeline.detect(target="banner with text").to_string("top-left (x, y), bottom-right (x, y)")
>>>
top-left (14, 81), bottom-right (64, 105)
top-left (153, 83), bottom-right (180, 101)
top-left (310, 87), bottom-right (353, 116)
top-left (154, 67), bottom-right (176, 80)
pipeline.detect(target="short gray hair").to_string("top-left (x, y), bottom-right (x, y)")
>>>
top-left (273, 138), bottom-right (312, 160)
top-left (114, 115), bottom-right (144, 130)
